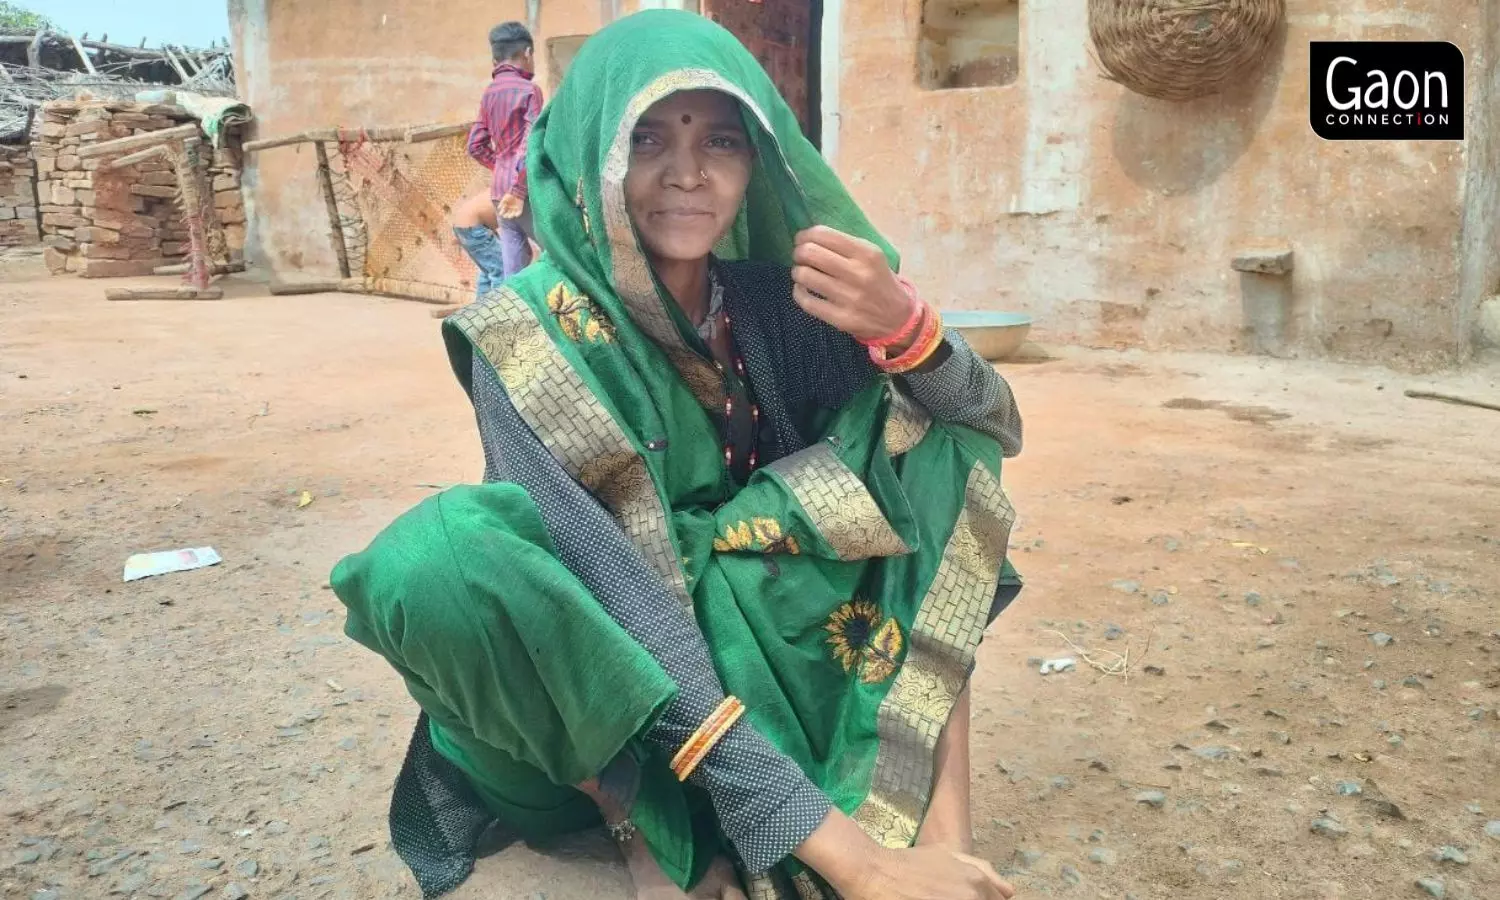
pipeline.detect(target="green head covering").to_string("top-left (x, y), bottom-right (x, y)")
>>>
top-left (526, 9), bottom-right (898, 351)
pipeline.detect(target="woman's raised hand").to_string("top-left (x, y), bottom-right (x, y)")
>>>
top-left (790, 226), bottom-right (915, 343)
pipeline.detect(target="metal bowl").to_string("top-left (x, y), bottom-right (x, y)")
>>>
top-left (944, 311), bottom-right (1033, 361)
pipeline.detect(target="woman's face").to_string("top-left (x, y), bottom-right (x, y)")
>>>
top-left (624, 90), bottom-right (753, 265)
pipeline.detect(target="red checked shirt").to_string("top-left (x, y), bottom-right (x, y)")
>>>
top-left (466, 63), bottom-right (543, 202)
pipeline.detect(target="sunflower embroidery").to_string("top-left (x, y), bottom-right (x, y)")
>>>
top-left (824, 600), bottom-right (903, 683)
top-left (547, 282), bottom-right (615, 344)
top-left (713, 516), bottom-right (800, 555)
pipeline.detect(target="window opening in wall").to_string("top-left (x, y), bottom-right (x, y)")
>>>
top-left (546, 34), bottom-right (590, 96)
top-left (918, 0), bottom-right (1020, 90)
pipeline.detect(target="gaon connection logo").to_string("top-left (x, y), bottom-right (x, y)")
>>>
top-left (1310, 41), bottom-right (1464, 141)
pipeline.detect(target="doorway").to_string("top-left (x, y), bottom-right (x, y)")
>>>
top-left (700, 0), bottom-right (823, 148)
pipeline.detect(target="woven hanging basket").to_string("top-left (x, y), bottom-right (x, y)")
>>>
top-left (1088, 0), bottom-right (1285, 102)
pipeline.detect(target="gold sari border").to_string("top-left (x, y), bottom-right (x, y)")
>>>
top-left (852, 461), bottom-right (1016, 847)
top-left (447, 288), bottom-right (692, 606)
top-left (884, 382), bottom-right (933, 457)
top-left (765, 441), bottom-right (910, 562)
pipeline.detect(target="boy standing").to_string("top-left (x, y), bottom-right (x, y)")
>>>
top-left (466, 22), bottom-right (543, 279)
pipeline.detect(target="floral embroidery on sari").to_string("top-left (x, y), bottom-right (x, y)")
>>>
top-left (547, 282), bottom-right (615, 344)
top-left (713, 517), bottom-right (801, 555)
top-left (825, 600), bottom-right (904, 684)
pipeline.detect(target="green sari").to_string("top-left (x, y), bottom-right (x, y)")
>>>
top-left (332, 10), bottom-right (1019, 898)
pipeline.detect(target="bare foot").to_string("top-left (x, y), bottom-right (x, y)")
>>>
top-left (618, 833), bottom-right (690, 900)
top-left (687, 856), bottom-right (748, 899)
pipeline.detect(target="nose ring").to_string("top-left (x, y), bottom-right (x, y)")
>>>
top-left (699, 169), bottom-right (709, 183)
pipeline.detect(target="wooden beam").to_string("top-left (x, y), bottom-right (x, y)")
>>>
top-left (314, 141), bottom-right (352, 279)
top-left (79, 123), bottom-right (201, 159)
top-left (161, 46), bottom-right (192, 83)
top-left (106, 287), bottom-right (225, 301)
top-left (269, 280), bottom-right (342, 295)
top-left (244, 122), bottom-right (469, 153)
top-left (26, 30), bottom-right (44, 69)
top-left (104, 144), bottom-right (173, 170)
top-left (69, 35), bottom-right (98, 76)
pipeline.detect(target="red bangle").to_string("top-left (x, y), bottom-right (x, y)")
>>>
top-left (859, 275), bottom-right (923, 349)
top-left (870, 304), bottom-right (943, 374)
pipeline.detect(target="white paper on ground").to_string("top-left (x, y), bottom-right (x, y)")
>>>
top-left (123, 547), bottom-right (223, 582)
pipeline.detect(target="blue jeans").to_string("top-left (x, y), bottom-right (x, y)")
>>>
top-left (452, 224), bottom-right (507, 299)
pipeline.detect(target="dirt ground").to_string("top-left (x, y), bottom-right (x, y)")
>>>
top-left (2, 252), bottom-right (1498, 900)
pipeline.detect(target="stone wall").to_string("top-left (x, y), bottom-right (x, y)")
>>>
top-left (34, 100), bottom-right (246, 277)
top-left (0, 144), bottom-right (39, 247)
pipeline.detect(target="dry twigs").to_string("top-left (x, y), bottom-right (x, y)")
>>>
top-left (1046, 628), bottom-right (1154, 681)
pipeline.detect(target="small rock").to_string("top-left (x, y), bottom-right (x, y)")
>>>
top-left (234, 860), bottom-right (259, 878)
top-left (1403, 675), bottom-right (1425, 689)
top-left (1387, 735), bottom-right (1404, 748)
top-left (1111, 580), bottom-right (1142, 594)
top-left (1254, 766), bottom-right (1284, 777)
top-left (1463, 803), bottom-right (1483, 815)
top-left (1257, 638), bottom-right (1276, 649)
top-left (1373, 679), bottom-right (1387, 690)
top-left (1364, 798), bottom-right (1406, 820)
top-left (1135, 790), bottom-right (1168, 809)
top-left (1103, 624), bottom-right (1125, 641)
top-left (1432, 846), bottom-right (1469, 865)
top-left (178, 839), bottom-right (202, 855)
top-left (1088, 848), bottom-right (1117, 865)
top-left (1050, 776), bottom-right (1074, 791)
top-left (1205, 719), bottom-right (1230, 731)
top-left (1370, 632), bottom-right (1395, 647)
top-left (1271, 731), bottom-right (1291, 744)
top-left (1415, 876), bottom-right (1446, 898)
top-left (1151, 591), bottom-right (1170, 606)
top-left (1194, 746), bottom-right (1232, 761)
top-left (1014, 848), bottom-right (1044, 869)
top-left (1335, 781), bottom-right (1363, 797)
top-left (1039, 658), bottom-right (1076, 675)
top-left (1245, 591), bottom-right (1262, 607)
top-left (16, 848), bottom-right (43, 864)
top-left (264, 821), bottom-right (289, 836)
top-left (223, 885), bottom-right (250, 900)
top-left (1025, 657), bottom-right (1043, 669)
top-left (1088, 829), bottom-right (1106, 843)
top-left (1060, 864), bottom-right (1082, 886)
top-left (175, 884), bottom-right (213, 900)
top-left (337, 737), bottom-right (357, 751)
top-left (32, 891), bottom-right (60, 900)
top-left (1310, 817), bottom-right (1348, 838)
top-left (196, 858), bottom-right (224, 871)
top-left (1143, 665), bottom-right (1166, 676)
top-left (113, 872), bottom-right (149, 894)
top-left (1485, 821), bottom-right (1500, 840)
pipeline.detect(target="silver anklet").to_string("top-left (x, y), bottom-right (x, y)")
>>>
top-left (606, 818), bottom-right (637, 843)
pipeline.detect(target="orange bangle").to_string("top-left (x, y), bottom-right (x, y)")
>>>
top-left (871, 305), bottom-right (943, 374)
top-left (670, 696), bottom-right (746, 782)
top-left (900, 309), bottom-right (946, 372)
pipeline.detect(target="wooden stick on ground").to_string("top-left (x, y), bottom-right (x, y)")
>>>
top-left (153, 261), bottom-right (245, 276)
top-left (106, 287), bottom-right (224, 301)
top-left (1404, 389), bottom-right (1500, 413)
top-left (268, 280), bottom-right (342, 295)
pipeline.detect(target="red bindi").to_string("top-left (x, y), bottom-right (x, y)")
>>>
top-left (681, 114), bottom-right (692, 124)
